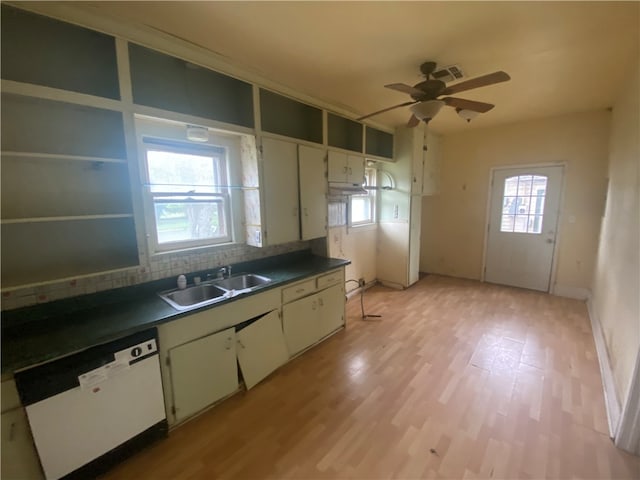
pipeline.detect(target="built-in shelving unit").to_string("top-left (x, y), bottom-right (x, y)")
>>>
top-left (0, 5), bottom-right (139, 288)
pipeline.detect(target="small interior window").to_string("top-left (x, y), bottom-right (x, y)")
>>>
top-left (500, 175), bottom-right (547, 234)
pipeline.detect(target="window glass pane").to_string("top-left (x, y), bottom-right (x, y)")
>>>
top-left (504, 176), bottom-right (519, 196)
top-left (514, 215), bottom-right (528, 233)
top-left (501, 215), bottom-right (515, 232)
top-left (529, 196), bottom-right (545, 215)
top-left (517, 175), bottom-right (533, 196)
top-left (528, 215), bottom-right (543, 234)
top-left (147, 150), bottom-right (220, 192)
top-left (351, 196), bottom-right (371, 223)
top-left (153, 198), bottom-right (226, 244)
top-left (502, 196), bottom-right (516, 215)
top-left (532, 176), bottom-right (547, 196)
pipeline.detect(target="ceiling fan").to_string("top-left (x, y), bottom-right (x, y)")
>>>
top-left (357, 61), bottom-right (510, 127)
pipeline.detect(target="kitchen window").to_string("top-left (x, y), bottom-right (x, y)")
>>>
top-left (350, 167), bottom-right (376, 226)
top-left (136, 117), bottom-right (241, 254)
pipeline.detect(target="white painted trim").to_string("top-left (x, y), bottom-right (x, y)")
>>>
top-left (586, 298), bottom-right (621, 438)
top-left (551, 284), bottom-right (591, 300)
top-left (615, 351), bottom-right (640, 454)
top-left (2, 79), bottom-right (124, 111)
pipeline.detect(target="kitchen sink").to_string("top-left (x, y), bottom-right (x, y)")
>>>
top-left (212, 273), bottom-right (272, 291)
top-left (158, 273), bottom-right (272, 310)
top-left (158, 284), bottom-right (229, 311)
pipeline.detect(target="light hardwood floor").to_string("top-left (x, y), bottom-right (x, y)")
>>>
top-left (103, 275), bottom-right (640, 479)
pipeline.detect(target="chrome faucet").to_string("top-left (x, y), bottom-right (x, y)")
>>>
top-left (218, 266), bottom-right (232, 279)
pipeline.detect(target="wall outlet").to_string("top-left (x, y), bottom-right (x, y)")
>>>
top-left (358, 278), bottom-right (366, 287)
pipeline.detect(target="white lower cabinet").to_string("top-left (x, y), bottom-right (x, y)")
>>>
top-left (1, 407), bottom-right (43, 480)
top-left (236, 310), bottom-right (289, 389)
top-left (282, 293), bottom-right (322, 355)
top-left (168, 327), bottom-right (238, 423)
top-left (318, 284), bottom-right (345, 338)
top-left (282, 271), bottom-right (345, 356)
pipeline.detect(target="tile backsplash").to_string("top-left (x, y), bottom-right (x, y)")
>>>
top-left (1, 240), bottom-right (319, 311)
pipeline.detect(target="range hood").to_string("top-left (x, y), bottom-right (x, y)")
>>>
top-left (328, 182), bottom-right (367, 196)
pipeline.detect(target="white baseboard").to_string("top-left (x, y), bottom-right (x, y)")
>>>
top-left (586, 298), bottom-right (621, 438)
top-left (553, 284), bottom-right (591, 300)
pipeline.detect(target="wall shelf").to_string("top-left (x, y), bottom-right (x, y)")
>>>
top-left (1, 151), bottom-right (127, 164)
top-left (2, 214), bottom-right (133, 225)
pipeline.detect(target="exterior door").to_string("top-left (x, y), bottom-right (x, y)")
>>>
top-left (485, 165), bottom-right (563, 291)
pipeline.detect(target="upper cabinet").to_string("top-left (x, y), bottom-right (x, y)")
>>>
top-left (327, 151), bottom-right (365, 186)
top-left (327, 113), bottom-right (363, 153)
top-left (261, 137), bottom-right (300, 246)
top-left (259, 90), bottom-right (322, 143)
top-left (129, 44), bottom-right (254, 128)
top-left (365, 127), bottom-right (394, 159)
top-left (298, 144), bottom-right (327, 240)
top-left (1, 5), bottom-right (120, 100)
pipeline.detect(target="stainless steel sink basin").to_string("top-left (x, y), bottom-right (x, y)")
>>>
top-left (158, 273), bottom-right (272, 310)
top-left (212, 273), bottom-right (271, 291)
top-left (159, 284), bottom-right (229, 311)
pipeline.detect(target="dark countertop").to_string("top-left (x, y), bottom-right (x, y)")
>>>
top-left (1, 251), bottom-right (349, 375)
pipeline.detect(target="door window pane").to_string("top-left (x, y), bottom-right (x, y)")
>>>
top-left (500, 175), bottom-right (548, 234)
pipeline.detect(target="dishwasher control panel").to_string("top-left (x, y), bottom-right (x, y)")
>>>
top-left (116, 338), bottom-right (158, 364)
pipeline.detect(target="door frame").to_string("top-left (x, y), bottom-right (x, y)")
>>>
top-left (480, 162), bottom-right (567, 293)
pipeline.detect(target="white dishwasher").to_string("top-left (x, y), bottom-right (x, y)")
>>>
top-left (15, 328), bottom-right (167, 480)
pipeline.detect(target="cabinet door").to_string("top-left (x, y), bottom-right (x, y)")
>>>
top-left (298, 145), bottom-right (327, 240)
top-left (319, 284), bottom-right (346, 338)
top-left (262, 137), bottom-right (300, 245)
top-left (327, 150), bottom-right (347, 183)
top-left (282, 292), bottom-right (322, 356)
top-left (1, 408), bottom-right (43, 480)
top-left (236, 310), bottom-right (289, 389)
top-left (347, 155), bottom-right (365, 185)
top-left (168, 328), bottom-right (237, 423)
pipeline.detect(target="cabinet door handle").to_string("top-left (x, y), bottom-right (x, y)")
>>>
top-left (293, 207), bottom-right (298, 217)
top-left (319, 298), bottom-right (324, 307)
top-left (312, 301), bottom-right (317, 311)
top-left (304, 207), bottom-right (308, 217)
top-left (343, 166), bottom-right (348, 173)
top-left (296, 288), bottom-right (305, 293)
top-left (8, 422), bottom-right (15, 441)
top-left (226, 337), bottom-right (233, 350)
top-left (348, 167), bottom-right (353, 175)
top-left (237, 339), bottom-right (245, 349)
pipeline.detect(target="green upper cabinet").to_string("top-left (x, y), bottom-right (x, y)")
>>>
top-left (327, 113), bottom-right (363, 153)
top-left (259, 90), bottom-right (322, 143)
top-left (365, 127), bottom-right (394, 159)
top-left (0, 5), bottom-right (120, 100)
top-left (129, 44), bottom-right (254, 128)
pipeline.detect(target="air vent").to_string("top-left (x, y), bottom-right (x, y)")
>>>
top-left (432, 65), bottom-right (464, 83)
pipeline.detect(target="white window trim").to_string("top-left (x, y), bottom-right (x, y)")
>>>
top-left (134, 116), bottom-right (243, 255)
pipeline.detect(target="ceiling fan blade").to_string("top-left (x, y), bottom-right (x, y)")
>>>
top-left (384, 83), bottom-right (426, 97)
top-left (441, 71), bottom-right (510, 95)
top-left (356, 101), bottom-right (417, 121)
top-left (407, 114), bottom-right (420, 128)
top-left (442, 97), bottom-right (495, 113)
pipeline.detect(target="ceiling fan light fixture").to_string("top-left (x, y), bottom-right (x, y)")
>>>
top-left (410, 100), bottom-right (445, 121)
top-left (456, 108), bottom-right (479, 123)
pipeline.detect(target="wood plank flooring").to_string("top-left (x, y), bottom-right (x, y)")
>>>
top-left (102, 275), bottom-right (640, 479)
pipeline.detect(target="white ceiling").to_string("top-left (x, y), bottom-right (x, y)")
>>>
top-left (65, 2), bottom-right (639, 133)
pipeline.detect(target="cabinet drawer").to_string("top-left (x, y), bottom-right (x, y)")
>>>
top-left (282, 279), bottom-right (316, 303)
top-left (316, 270), bottom-right (342, 289)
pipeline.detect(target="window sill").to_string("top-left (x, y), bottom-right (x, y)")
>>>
top-left (348, 222), bottom-right (377, 232)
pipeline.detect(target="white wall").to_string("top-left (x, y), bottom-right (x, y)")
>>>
top-left (328, 226), bottom-right (377, 293)
top-left (420, 110), bottom-right (611, 297)
top-left (590, 59), bottom-right (639, 406)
